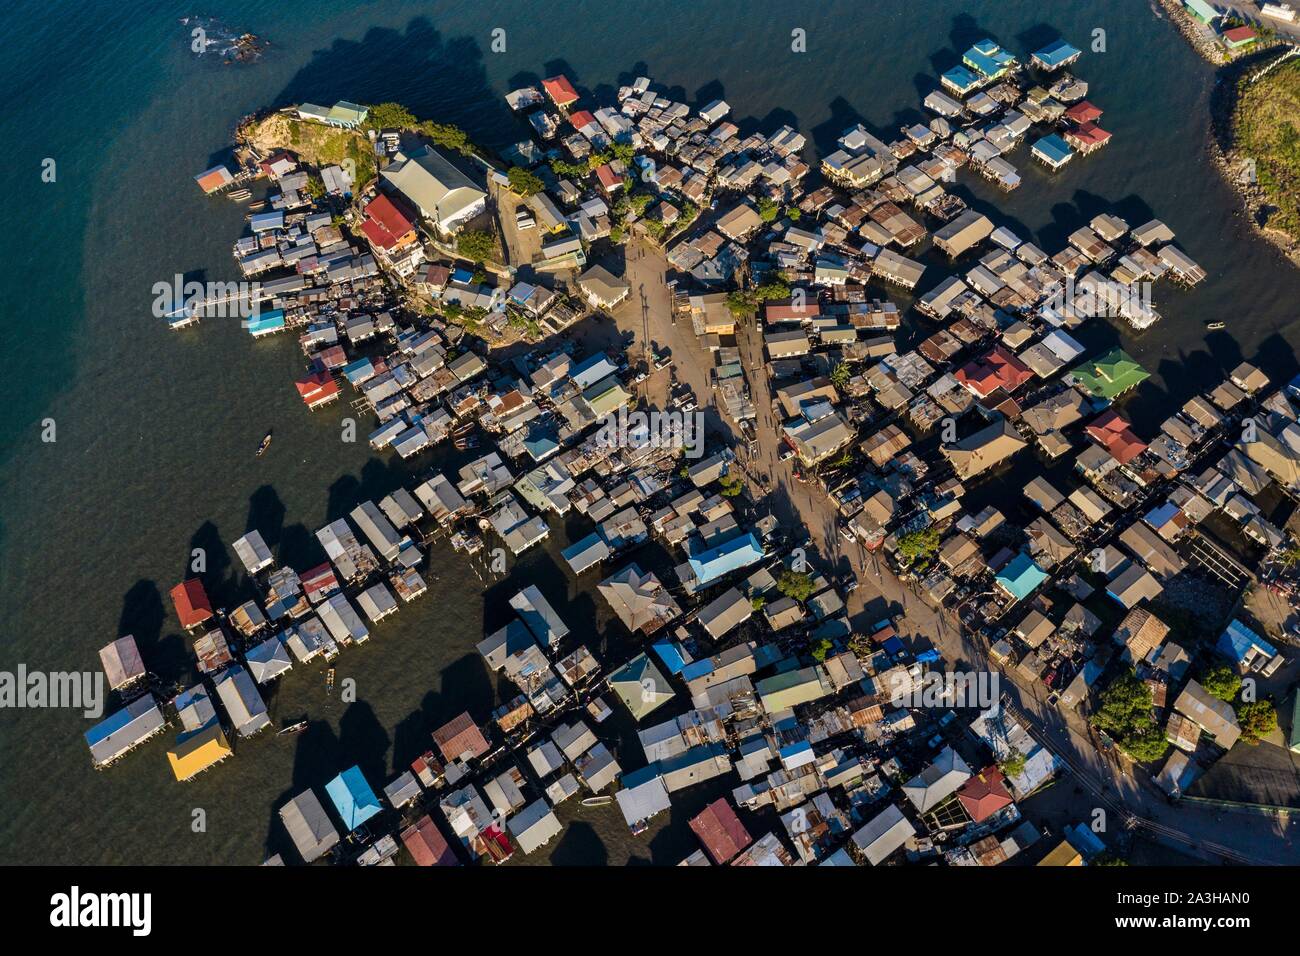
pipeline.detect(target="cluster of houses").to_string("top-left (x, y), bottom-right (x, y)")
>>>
top-left (150, 39), bottom-right (1300, 863)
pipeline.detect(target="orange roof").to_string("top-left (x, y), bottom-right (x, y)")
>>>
top-left (542, 75), bottom-right (579, 105)
top-left (569, 110), bottom-right (597, 129)
top-left (1086, 409), bottom-right (1146, 464)
top-left (170, 579), bottom-right (213, 628)
top-left (955, 345), bottom-right (1034, 397)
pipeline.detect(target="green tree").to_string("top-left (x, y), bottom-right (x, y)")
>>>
top-left (726, 290), bottom-right (754, 318)
top-left (1092, 669), bottom-right (1169, 764)
top-left (304, 176), bottom-right (326, 200)
top-left (366, 102), bottom-right (418, 130)
top-left (756, 196), bottom-right (779, 222)
top-left (1238, 700), bottom-right (1278, 744)
top-left (896, 527), bottom-right (940, 565)
top-left (719, 474), bottom-right (745, 497)
top-left (1200, 663), bottom-right (1241, 702)
top-left (810, 638), bottom-right (834, 662)
top-left (420, 121), bottom-right (475, 156)
top-left (999, 749), bottom-right (1026, 778)
top-left (776, 570), bottom-right (815, 602)
top-left (830, 362), bottom-right (851, 391)
top-left (750, 595), bottom-right (767, 612)
top-left (456, 229), bottom-right (496, 263)
top-left (507, 166), bottom-right (544, 196)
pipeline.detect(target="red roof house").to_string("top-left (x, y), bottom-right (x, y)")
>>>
top-left (689, 798), bottom-right (753, 864)
top-left (955, 345), bottom-right (1034, 398)
top-left (359, 193), bottom-right (417, 251)
top-left (400, 814), bottom-right (460, 866)
top-left (1223, 25), bottom-right (1258, 46)
top-left (259, 150), bottom-right (297, 178)
top-left (301, 562), bottom-right (340, 602)
top-left (1086, 409), bottom-right (1147, 464)
top-left (432, 711), bottom-right (491, 763)
top-left (595, 163), bottom-right (622, 194)
top-left (568, 109), bottom-right (597, 132)
top-left (194, 165), bottom-right (233, 194)
top-left (956, 766), bottom-right (1014, 823)
top-left (1063, 122), bottom-right (1112, 153)
top-left (170, 579), bottom-right (213, 629)
top-left (294, 370), bottom-right (340, 409)
top-left (542, 75), bottom-right (580, 107)
top-left (1064, 100), bottom-right (1102, 125)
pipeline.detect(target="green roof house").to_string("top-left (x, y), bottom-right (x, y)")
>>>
top-left (1184, 0), bottom-right (1219, 25)
top-left (297, 101), bottom-right (369, 129)
top-left (1289, 688), bottom-right (1300, 754)
top-left (609, 653), bottom-right (674, 721)
top-left (1071, 348), bottom-right (1150, 400)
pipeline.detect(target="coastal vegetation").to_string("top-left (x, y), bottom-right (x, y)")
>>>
top-left (725, 277), bottom-right (791, 317)
top-left (1231, 58), bottom-right (1300, 244)
top-left (245, 112), bottom-right (376, 187)
top-left (364, 102), bottom-right (478, 157)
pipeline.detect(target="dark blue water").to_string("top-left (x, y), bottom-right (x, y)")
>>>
top-left (2, 0), bottom-right (1299, 864)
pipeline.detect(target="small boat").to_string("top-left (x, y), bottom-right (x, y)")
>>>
top-left (581, 795), bottom-right (613, 808)
top-left (256, 430), bottom-right (272, 457)
top-left (227, 188), bottom-right (252, 201)
top-left (277, 719), bottom-right (308, 736)
top-left (1205, 321), bottom-right (1225, 331)
top-left (325, 668), bottom-right (335, 695)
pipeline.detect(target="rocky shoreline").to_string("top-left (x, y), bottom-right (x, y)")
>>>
top-left (1151, 0), bottom-right (1300, 265)
top-left (1154, 0), bottom-right (1230, 63)
top-left (1208, 51), bottom-right (1300, 267)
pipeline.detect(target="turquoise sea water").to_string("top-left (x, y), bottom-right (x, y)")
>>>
top-left (2, 0), bottom-right (1299, 864)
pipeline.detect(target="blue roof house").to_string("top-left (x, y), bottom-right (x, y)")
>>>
top-left (686, 531), bottom-right (764, 590)
top-left (325, 765), bottom-right (383, 831)
top-left (941, 65), bottom-right (984, 96)
top-left (1216, 619), bottom-right (1281, 675)
top-left (245, 308), bottom-right (286, 338)
top-left (1032, 133), bottom-right (1074, 170)
top-left (995, 553), bottom-right (1048, 603)
top-left (1031, 38), bottom-right (1082, 71)
top-left (963, 39), bottom-right (1016, 78)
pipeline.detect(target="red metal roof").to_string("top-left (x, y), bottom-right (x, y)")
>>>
top-left (1066, 122), bottom-right (1111, 146)
top-left (689, 798), bottom-right (752, 864)
top-left (294, 371), bottom-right (339, 407)
top-left (542, 75), bottom-right (579, 105)
top-left (301, 562), bottom-right (339, 598)
top-left (400, 815), bottom-right (459, 866)
top-left (359, 193), bottom-right (416, 251)
top-left (569, 109), bottom-right (597, 129)
top-left (955, 344), bottom-right (1034, 397)
top-left (956, 766), bottom-right (1014, 823)
top-left (1086, 409), bottom-right (1147, 464)
top-left (1223, 25), bottom-right (1257, 42)
top-left (1065, 100), bottom-right (1102, 124)
top-left (170, 579), bottom-right (213, 628)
